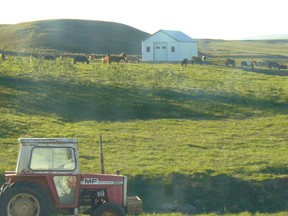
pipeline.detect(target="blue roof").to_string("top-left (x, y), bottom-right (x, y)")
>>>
top-left (161, 30), bottom-right (194, 42)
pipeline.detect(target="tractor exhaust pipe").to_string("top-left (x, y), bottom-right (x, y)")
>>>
top-left (100, 134), bottom-right (105, 174)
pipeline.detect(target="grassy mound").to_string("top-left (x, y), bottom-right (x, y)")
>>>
top-left (0, 19), bottom-right (150, 54)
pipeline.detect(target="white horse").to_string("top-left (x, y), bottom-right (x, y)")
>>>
top-left (1, 53), bottom-right (6, 61)
top-left (241, 60), bottom-right (256, 70)
top-left (125, 56), bottom-right (140, 63)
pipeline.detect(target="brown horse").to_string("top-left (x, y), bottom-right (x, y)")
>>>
top-left (103, 53), bottom-right (127, 64)
top-left (102, 55), bottom-right (111, 64)
top-left (60, 53), bottom-right (71, 60)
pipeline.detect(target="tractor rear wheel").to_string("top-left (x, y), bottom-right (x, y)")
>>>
top-left (0, 182), bottom-right (52, 216)
top-left (93, 203), bottom-right (125, 216)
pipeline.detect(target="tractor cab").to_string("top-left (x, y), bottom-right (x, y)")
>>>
top-left (16, 138), bottom-right (80, 174)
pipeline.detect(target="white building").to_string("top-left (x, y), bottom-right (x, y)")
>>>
top-left (141, 30), bottom-right (198, 62)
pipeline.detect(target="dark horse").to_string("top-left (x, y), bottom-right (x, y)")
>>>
top-left (103, 53), bottom-right (126, 64)
top-left (268, 61), bottom-right (280, 70)
top-left (279, 64), bottom-right (288, 70)
top-left (191, 56), bottom-right (203, 65)
top-left (241, 60), bottom-right (255, 70)
top-left (109, 53), bottom-right (127, 63)
top-left (44, 55), bottom-right (56, 61)
top-left (226, 58), bottom-right (236, 67)
top-left (73, 56), bottom-right (89, 64)
top-left (181, 58), bottom-right (188, 66)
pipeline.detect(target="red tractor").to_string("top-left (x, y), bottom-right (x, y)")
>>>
top-left (0, 138), bottom-right (143, 216)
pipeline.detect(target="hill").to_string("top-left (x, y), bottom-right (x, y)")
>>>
top-left (199, 39), bottom-right (288, 58)
top-left (246, 34), bottom-right (288, 40)
top-left (0, 19), bottom-right (150, 54)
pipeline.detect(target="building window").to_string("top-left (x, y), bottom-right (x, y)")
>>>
top-left (146, 47), bottom-right (150, 52)
top-left (156, 46), bottom-right (160, 49)
top-left (171, 46), bottom-right (175, 52)
top-left (162, 46), bottom-right (166, 49)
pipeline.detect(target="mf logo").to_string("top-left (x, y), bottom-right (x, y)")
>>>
top-left (81, 178), bottom-right (99, 185)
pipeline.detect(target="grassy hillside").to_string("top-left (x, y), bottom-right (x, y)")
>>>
top-left (198, 39), bottom-right (288, 68)
top-left (0, 19), bottom-right (150, 54)
top-left (0, 55), bottom-right (288, 215)
top-left (199, 39), bottom-right (288, 59)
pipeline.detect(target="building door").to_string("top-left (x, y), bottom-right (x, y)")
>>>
top-left (154, 42), bottom-right (167, 61)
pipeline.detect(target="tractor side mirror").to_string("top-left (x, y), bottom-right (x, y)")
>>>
top-left (67, 148), bottom-right (73, 160)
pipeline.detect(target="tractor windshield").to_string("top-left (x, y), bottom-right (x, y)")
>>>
top-left (30, 147), bottom-right (76, 171)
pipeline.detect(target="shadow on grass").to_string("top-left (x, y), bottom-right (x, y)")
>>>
top-left (259, 165), bottom-right (288, 175)
top-left (128, 172), bottom-right (288, 214)
top-left (251, 68), bottom-right (288, 77)
top-left (0, 74), bottom-right (287, 122)
top-left (222, 63), bottom-right (288, 77)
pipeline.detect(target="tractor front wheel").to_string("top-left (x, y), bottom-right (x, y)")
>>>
top-left (0, 182), bottom-right (52, 216)
top-left (93, 203), bottom-right (125, 216)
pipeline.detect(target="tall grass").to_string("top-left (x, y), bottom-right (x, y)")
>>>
top-left (0, 58), bottom-right (288, 214)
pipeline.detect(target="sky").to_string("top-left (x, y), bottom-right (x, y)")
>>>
top-left (1, 0), bottom-right (287, 40)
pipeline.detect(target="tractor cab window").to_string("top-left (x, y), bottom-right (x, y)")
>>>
top-left (30, 147), bottom-right (76, 171)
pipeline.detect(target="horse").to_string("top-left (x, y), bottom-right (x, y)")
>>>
top-left (202, 55), bottom-right (207, 62)
top-left (125, 56), bottom-right (140, 63)
top-left (102, 55), bottom-right (111, 64)
top-left (226, 58), bottom-right (236, 67)
top-left (29, 54), bottom-right (41, 62)
top-left (278, 64), bottom-right (287, 70)
top-left (73, 56), bottom-right (89, 64)
top-left (89, 54), bottom-right (98, 61)
top-left (1, 53), bottom-right (6, 61)
top-left (103, 53), bottom-right (126, 64)
top-left (44, 55), bottom-right (56, 61)
top-left (60, 53), bottom-right (71, 60)
top-left (241, 60), bottom-right (254, 70)
top-left (191, 56), bottom-right (203, 65)
top-left (268, 61), bottom-right (280, 70)
top-left (109, 53), bottom-right (127, 64)
top-left (181, 58), bottom-right (188, 66)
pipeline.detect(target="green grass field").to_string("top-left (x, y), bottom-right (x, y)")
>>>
top-left (0, 54), bottom-right (288, 215)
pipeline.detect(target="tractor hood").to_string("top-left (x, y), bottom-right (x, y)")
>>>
top-left (80, 173), bottom-right (126, 186)
top-left (80, 173), bottom-right (128, 208)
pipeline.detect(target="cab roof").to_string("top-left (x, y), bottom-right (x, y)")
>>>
top-left (18, 138), bottom-right (78, 145)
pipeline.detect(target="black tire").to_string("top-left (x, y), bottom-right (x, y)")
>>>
top-left (93, 203), bottom-right (125, 216)
top-left (0, 182), bottom-right (52, 216)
